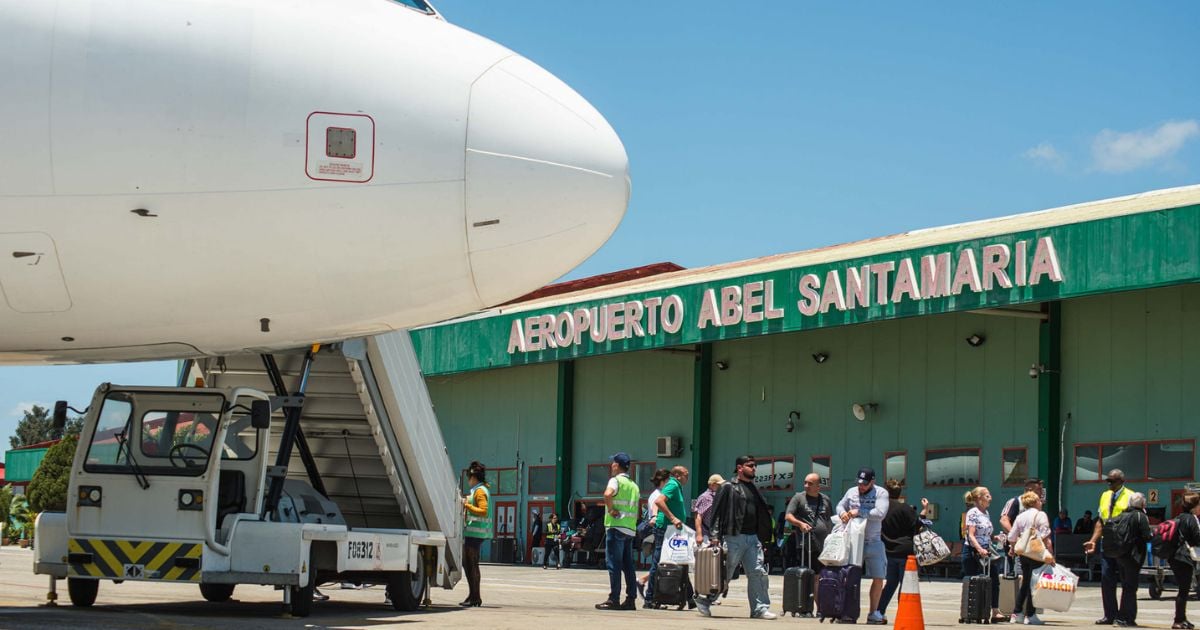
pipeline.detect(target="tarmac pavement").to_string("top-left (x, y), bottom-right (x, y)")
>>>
top-left (1, 546), bottom-right (1195, 629)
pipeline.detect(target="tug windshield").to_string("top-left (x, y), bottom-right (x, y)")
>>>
top-left (84, 391), bottom-right (227, 477)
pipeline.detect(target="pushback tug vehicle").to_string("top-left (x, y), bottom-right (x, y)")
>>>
top-left (34, 341), bottom-right (461, 617)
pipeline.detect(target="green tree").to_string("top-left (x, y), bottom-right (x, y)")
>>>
top-left (0, 484), bottom-right (12, 540)
top-left (9, 405), bottom-right (83, 449)
top-left (28, 435), bottom-right (78, 513)
top-left (9, 494), bottom-right (32, 540)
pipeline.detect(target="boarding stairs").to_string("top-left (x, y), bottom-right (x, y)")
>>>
top-left (193, 331), bottom-right (462, 587)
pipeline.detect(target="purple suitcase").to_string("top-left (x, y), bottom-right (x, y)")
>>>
top-left (818, 564), bottom-right (861, 623)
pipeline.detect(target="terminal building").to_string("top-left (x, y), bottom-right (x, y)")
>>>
top-left (411, 185), bottom-right (1200, 559)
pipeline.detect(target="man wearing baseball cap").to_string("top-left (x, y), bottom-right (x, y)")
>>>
top-left (596, 452), bottom-right (640, 610)
top-left (837, 467), bottom-right (891, 624)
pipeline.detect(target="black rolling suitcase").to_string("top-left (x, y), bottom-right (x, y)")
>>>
top-left (784, 532), bottom-right (816, 617)
top-left (652, 563), bottom-right (689, 609)
top-left (959, 557), bottom-right (993, 623)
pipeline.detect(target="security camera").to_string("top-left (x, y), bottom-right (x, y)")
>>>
top-left (1029, 365), bottom-right (1040, 379)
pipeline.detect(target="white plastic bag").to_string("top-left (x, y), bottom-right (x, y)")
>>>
top-left (660, 525), bottom-right (697, 565)
top-left (819, 523), bottom-right (851, 566)
top-left (1031, 564), bottom-right (1078, 612)
top-left (845, 518), bottom-right (867, 567)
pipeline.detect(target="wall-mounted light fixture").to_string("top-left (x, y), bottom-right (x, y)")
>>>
top-left (965, 334), bottom-right (986, 347)
top-left (785, 411), bottom-right (800, 433)
top-left (715, 360), bottom-right (729, 371)
top-left (1028, 364), bottom-right (1059, 379)
top-left (812, 352), bottom-right (829, 364)
top-left (851, 402), bottom-right (878, 422)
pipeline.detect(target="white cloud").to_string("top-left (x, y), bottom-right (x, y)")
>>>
top-left (1092, 119), bottom-right (1200, 173)
top-left (1023, 142), bottom-right (1064, 167)
top-left (8, 401), bottom-right (44, 417)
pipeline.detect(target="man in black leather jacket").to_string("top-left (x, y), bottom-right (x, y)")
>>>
top-left (699, 455), bottom-right (775, 619)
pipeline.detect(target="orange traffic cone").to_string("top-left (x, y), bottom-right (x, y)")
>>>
top-left (893, 555), bottom-right (925, 630)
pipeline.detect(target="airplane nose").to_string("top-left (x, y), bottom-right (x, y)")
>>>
top-left (464, 55), bottom-right (630, 307)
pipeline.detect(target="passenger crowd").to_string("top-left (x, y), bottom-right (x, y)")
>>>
top-left (461, 457), bottom-right (1200, 627)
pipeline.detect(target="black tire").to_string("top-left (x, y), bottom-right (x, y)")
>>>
top-left (386, 571), bottom-right (421, 612)
top-left (290, 555), bottom-right (316, 617)
top-left (67, 578), bottom-right (98, 607)
top-left (200, 583), bottom-right (235, 602)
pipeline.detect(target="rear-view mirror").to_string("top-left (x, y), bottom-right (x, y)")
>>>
top-left (52, 400), bottom-right (68, 432)
top-left (250, 399), bottom-right (272, 429)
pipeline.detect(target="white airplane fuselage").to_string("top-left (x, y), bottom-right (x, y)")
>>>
top-left (0, 0), bottom-right (629, 364)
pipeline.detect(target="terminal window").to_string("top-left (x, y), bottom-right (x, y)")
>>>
top-left (586, 464), bottom-right (610, 496)
top-left (884, 451), bottom-right (906, 487)
top-left (925, 448), bottom-right (981, 487)
top-left (1074, 440), bottom-right (1194, 482)
top-left (811, 455), bottom-right (831, 490)
top-left (1002, 448), bottom-right (1029, 486)
top-left (633, 461), bottom-right (657, 495)
top-left (528, 465), bottom-right (556, 496)
top-left (754, 456), bottom-right (795, 492)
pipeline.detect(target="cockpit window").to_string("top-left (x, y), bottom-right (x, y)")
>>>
top-left (390, 0), bottom-right (434, 14)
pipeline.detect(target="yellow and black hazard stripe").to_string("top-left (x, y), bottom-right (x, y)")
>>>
top-left (67, 538), bottom-right (203, 582)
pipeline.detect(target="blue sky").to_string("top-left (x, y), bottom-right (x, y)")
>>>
top-left (3, 3), bottom-right (1199, 451)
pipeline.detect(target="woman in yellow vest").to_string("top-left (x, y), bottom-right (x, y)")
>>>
top-left (461, 461), bottom-right (491, 607)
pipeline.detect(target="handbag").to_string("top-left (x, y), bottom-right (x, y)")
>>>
top-left (913, 529), bottom-right (951, 566)
top-left (1189, 515), bottom-right (1200, 563)
top-left (1015, 512), bottom-right (1051, 562)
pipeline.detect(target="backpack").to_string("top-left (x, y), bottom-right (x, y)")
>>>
top-left (1102, 511), bottom-right (1138, 558)
top-left (1151, 518), bottom-right (1180, 560)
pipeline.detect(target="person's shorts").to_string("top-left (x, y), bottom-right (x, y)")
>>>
top-left (862, 539), bottom-right (886, 579)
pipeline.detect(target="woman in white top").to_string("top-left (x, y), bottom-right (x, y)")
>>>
top-left (1007, 491), bottom-right (1055, 625)
top-left (964, 486), bottom-right (1007, 622)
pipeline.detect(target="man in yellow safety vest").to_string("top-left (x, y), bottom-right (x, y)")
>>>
top-left (596, 452), bottom-right (640, 610)
top-left (1084, 468), bottom-right (1135, 626)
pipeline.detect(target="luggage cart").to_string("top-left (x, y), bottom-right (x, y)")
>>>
top-left (1143, 545), bottom-right (1200, 600)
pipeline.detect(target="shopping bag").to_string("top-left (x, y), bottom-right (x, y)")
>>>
top-left (844, 518), bottom-right (867, 567)
top-left (660, 525), bottom-right (697, 565)
top-left (1031, 564), bottom-right (1078, 612)
top-left (818, 525), bottom-right (850, 566)
top-left (913, 529), bottom-right (952, 566)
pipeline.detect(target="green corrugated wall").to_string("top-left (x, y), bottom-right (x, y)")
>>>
top-left (3, 448), bottom-right (49, 482)
top-left (708, 310), bottom-right (1040, 541)
top-left (1059, 284), bottom-right (1200, 519)
top-left (571, 351), bottom-right (695, 499)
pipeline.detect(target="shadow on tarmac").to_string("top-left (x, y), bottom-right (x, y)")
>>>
top-left (0, 599), bottom-right (461, 629)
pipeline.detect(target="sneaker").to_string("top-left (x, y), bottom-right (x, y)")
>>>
top-left (753, 610), bottom-right (779, 620)
top-left (1025, 614), bottom-right (1045, 626)
top-left (595, 600), bottom-right (620, 610)
top-left (695, 597), bottom-right (712, 617)
top-left (1012, 614), bottom-right (1026, 624)
top-left (867, 612), bottom-right (887, 625)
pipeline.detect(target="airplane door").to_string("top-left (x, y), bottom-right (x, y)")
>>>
top-left (0, 232), bottom-right (72, 312)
